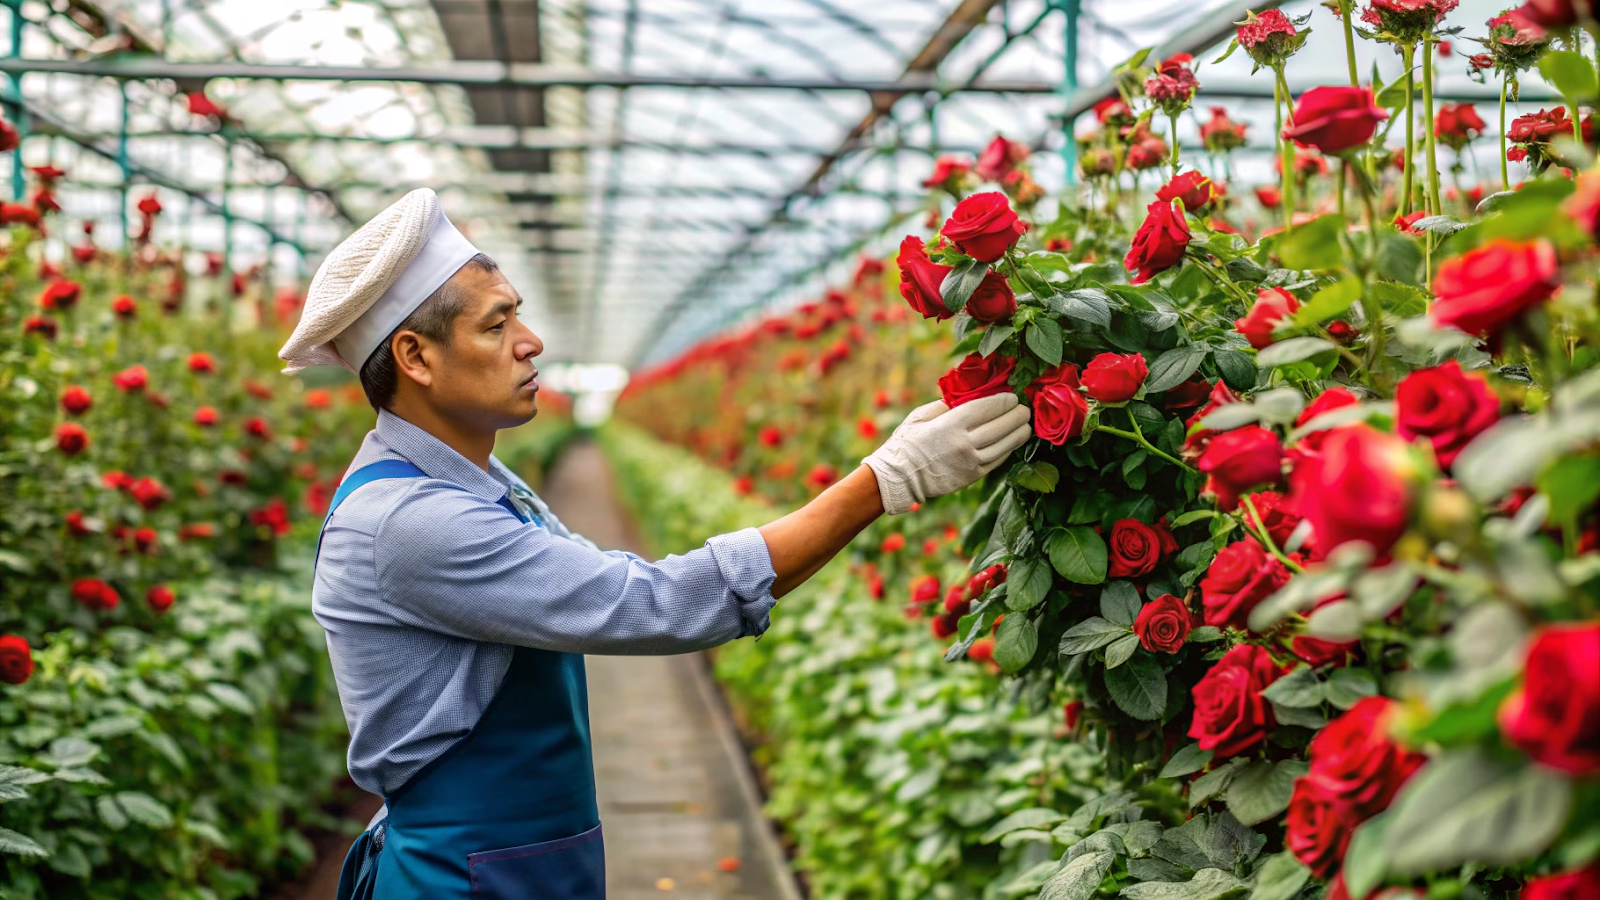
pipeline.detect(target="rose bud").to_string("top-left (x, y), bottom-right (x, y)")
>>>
top-left (1124, 200), bottom-right (1191, 284)
top-left (1236, 288), bottom-right (1300, 350)
top-left (1282, 86), bottom-right (1389, 155)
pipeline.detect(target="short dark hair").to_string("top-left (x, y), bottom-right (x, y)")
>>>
top-left (358, 253), bottom-right (500, 411)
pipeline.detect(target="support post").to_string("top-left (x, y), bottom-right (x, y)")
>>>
top-left (6, 0), bottom-right (23, 202)
top-left (1060, 0), bottom-right (1080, 187)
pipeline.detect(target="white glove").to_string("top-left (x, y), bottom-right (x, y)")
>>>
top-left (863, 393), bottom-right (1033, 515)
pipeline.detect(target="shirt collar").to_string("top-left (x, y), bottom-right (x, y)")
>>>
top-left (375, 408), bottom-right (509, 502)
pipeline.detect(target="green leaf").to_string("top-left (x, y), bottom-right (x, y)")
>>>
top-left (1121, 868), bottom-right (1249, 900)
top-left (114, 792), bottom-right (174, 829)
top-left (1342, 814), bottom-right (1392, 899)
top-left (1261, 666), bottom-right (1325, 708)
top-left (1049, 527), bottom-right (1109, 584)
top-left (1249, 852), bottom-right (1312, 900)
top-left (897, 767), bottom-right (940, 802)
top-left (1012, 460), bottom-right (1060, 493)
top-left (1104, 633), bottom-right (1141, 669)
top-left (1274, 214), bottom-right (1345, 270)
top-left (1225, 760), bottom-right (1308, 826)
top-left (979, 324), bottom-right (1015, 358)
top-left (96, 795), bottom-right (129, 830)
top-left (1190, 759), bottom-right (1245, 807)
top-left (993, 613), bottom-right (1040, 673)
top-left (940, 257), bottom-right (988, 313)
top-left (1048, 289), bottom-right (1113, 326)
top-left (0, 766), bottom-right (47, 805)
top-left (1213, 349), bottom-right (1258, 392)
top-left (1100, 581), bottom-right (1142, 626)
top-left (1146, 346), bottom-right (1210, 393)
top-left (207, 683), bottom-right (255, 715)
top-left (1376, 234), bottom-right (1424, 284)
top-left (1172, 509), bottom-right (1218, 528)
top-left (40, 737), bottom-right (98, 769)
top-left (1041, 851), bottom-right (1115, 900)
top-left (982, 807), bottom-right (1069, 843)
top-left (1198, 403), bottom-right (1263, 432)
top-left (1160, 743), bottom-right (1215, 779)
top-left (1540, 49), bottom-right (1598, 106)
top-left (1026, 319), bottom-right (1066, 366)
top-left (1539, 455), bottom-right (1600, 535)
top-left (1059, 617), bottom-right (1130, 655)
top-left (1105, 653), bottom-right (1167, 720)
top-left (1256, 337), bottom-right (1336, 368)
top-left (46, 842), bottom-right (90, 877)
top-left (1189, 626), bottom-right (1224, 643)
top-left (1324, 668), bottom-right (1378, 709)
top-left (1292, 277), bottom-right (1361, 326)
top-left (0, 827), bottom-right (48, 859)
top-left (1385, 748), bottom-right (1573, 876)
top-left (1006, 556), bottom-right (1054, 611)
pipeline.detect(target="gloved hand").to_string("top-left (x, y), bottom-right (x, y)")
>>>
top-left (863, 393), bottom-right (1033, 515)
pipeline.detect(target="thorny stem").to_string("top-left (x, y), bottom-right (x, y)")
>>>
top-left (1241, 495), bottom-right (1307, 574)
top-left (1097, 426), bottom-right (1196, 473)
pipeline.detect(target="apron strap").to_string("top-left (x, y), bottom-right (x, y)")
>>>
top-left (316, 459), bottom-right (537, 563)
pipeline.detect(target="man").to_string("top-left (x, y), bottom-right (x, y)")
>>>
top-left (278, 189), bottom-right (1032, 899)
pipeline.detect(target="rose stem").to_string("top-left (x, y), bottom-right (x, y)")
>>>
top-left (1401, 42), bottom-right (1416, 217)
top-left (1501, 78), bottom-right (1510, 190)
top-left (1169, 112), bottom-right (1182, 177)
top-left (1340, 0), bottom-right (1361, 86)
top-left (1274, 66), bottom-right (1295, 233)
top-left (1421, 39), bottom-right (1442, 215)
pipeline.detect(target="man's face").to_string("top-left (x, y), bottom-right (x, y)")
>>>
top-left (427, 265), bottom-right (544, 431)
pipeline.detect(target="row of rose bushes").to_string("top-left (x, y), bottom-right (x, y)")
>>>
top-left (615, 6), bottom-right (1600, 896)
top-left (3, 187), bottom-right (374, 899)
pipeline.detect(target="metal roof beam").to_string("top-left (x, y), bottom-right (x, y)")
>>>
top-left (0, 58), bottom-right (1058, 93)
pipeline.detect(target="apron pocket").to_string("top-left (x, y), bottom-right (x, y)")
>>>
top-left (467, 823), bottom-right (605, 899)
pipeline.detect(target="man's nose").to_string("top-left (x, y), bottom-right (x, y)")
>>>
top-left (514, 321), bottom-right (543, 359)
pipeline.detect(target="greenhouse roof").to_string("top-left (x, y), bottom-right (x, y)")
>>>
top-left (0, 0), bottom-right (1562, 368)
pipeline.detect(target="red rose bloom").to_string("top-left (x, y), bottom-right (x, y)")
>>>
top-left (146, 584), bottom-right (176, 613)
top-left (939, 353), bottom-right (1016, 408)
top-left (806, 463), bottom-right (837, 489)
top-left (130, 477), bottom-right (168, 511)
top-left (909, 574), bottom-right (941, 606)
top-left (1188, 643), bottom-right (1285, 757)
top-left (1431, 239), bottom-right (1559, 344)
top-left (244, 417), bottom-right (273, 440)
top-left (1285, 774), bottom-right (1362, 877)
top-left (1283, 86), bottom-right (1389, 154)
top-left (1164, 375), bottom-right (1213, 410)
top-left (37, 279), bottom-right (80, 311)
top-left (1134, 593), bottom-right (1193, 653)
top-left (1107, 518), bottom-right (1169, 577)
top-left (1290, 424), bottom-right (1415, 557)
top-left (1521, 866), bottom-right (1600, 900)
top-left (1201, 536), bottom-right (1292, 630)
top-left (1081, 353), bottom-right (1149, 403)
top-left (102, 471), bottom-right (133, 491)
top-left (1155, 170), bottom-right (1220, 214)
top-left (1255, 185), bottom-right (1283, 208)
top-left (194, 406), bottom-right (219, 427)
top-left (1027, 363), bottom-right (1088, 445)
top-left (975, 135), bottom-right (1030, 183)
top-left (1293, 386), bottom-right (1362, 461)
top-left (0, 117), bottom-right (17, 153)
top-left (896, 235), bottom-right (955, 321)
top-left (1395, 361), bottom-right (1500, 469)
top-left (0, 203), bottom-right (41, 227)
top-left (1243, 490), bottom-right (1303, 549)
top-left (71, 578), bottom-right (120, 611)
top-left (1236, 287), bottom-right (1301, 350)
top-left (1435, 102), bottom-right (1486, 150)
top-left (758, 426), bottom-right (782, 448)
top-left (1198, 425), bottom-right (1284, 510)
top-left (64, 510), bottom-right (93, 537)
top-left (922, 155), bottom-right (972, 192)
top-left (60, 385), bottom-right (92, 416)
top-left (187, 351), bottom-right (216, 374)
top-left (966, 271), bottom-right (1017, 324)
top-left (1499, 621), bottom-right (1600, 775)
top-left (111, 294), bottom-right (137, 319)
top-left (881, 533), bottom-right (905, 554)
top-left (1201, 107), bottom-right (1250, 153)
top-left (1184, 381), bottom-right (1243, 453)
top-left (1124, 200), bottom-right (1191, 285)
top-left (113, 365), bottom-right (148, 393)
top-left (23, 315), bottom-right (57, 340)
top-left (942, 192), bottom-right (1028, 263)
top-left (1294, 632), bottom-right (1359, 668)
top-left (0, 635), bottom-right (33, 685)
top-left (967, 637), bottom-right (995, 664)
top-left (931, 612), bottom-right (961, 639)
top-left (55, 423), bottom-right (89, 456)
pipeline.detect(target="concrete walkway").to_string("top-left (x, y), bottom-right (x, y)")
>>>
top-left (537, 439), bottom-right (801, 900)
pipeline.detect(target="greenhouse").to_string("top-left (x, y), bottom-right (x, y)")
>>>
top-left (2, 0), bottom-right (1598, 897)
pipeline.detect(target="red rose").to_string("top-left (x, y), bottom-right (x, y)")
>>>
top-left (1188, 643), bottom-right (1284, 757)
top-left (194, 406), bottom-right (218, 427)
top-left (1094, 97), bottom-right (1132, 123)
top-left (1516, 0), bottom-right (1578, 29)
top-left (0, 117), bottom-right (16, 153)
top-left (60, 385), bottom-right (92, 416)
top-left (1124, 200), bottom-right (1191, 285)
top-left (71, 578), bottom-right (120, 611)
top-left (939, 353), bottom-right (1016, 408)
top-left (1081, 352), bottom-right (1149, 403)
top-left (146, 585), bottom-right (176, 614)
top-left (133, 527), bottom-right (158, 555)
top-left (187, 351), bottom-right (216, 374)
top-left (1290, 386), bottom-right (1363, 465)
top-left (1126, 136), bottom-right (1168, 170)
top-left (1155, 170), bottom-right (1220, 214)
top-left (965, 270), bottom-right (1017, 324)
top-left (1184, 381), bottom-right (1243, 453)
top-left (1108, 519), bottom-right (1168, 577)
top-left (1308, 697), bottom-right (1426, 809)
top-left (1198, 425), bottom-right (1284, 510)
top-left (857, 417), bottom-right (879, 440)
top-left (1236, 288), bottom-right (1301, 350)
top-left (1063, 700), bottom-right (1084, 730)
top-left (113, 365), bottom-right (148, 393)
top-left (1243, 490), bottom-right (1303, 549)
top-left (38, 279), bottom-right (80, 310)
top-left (922, 155), bottom-right (972, 192)
top-left (1431, 239), bottom-right (1559, 344)
top-left (1283, 86), bottom-right (1389, 154)
top-left (1026, 363), bottom-right (1087, 445)
top-left (1294, 633), bottom-right (1358, 668)
top-left (896, 235), bottom-right (955, 321)
top-left (1201, 537), bottom-right (1292, 630)
top-left (1290, 425), bottom-right (1415, 557)
top-left (881, 533), bottom-right (905, 554)
top-left (1163, 375), bottom-right (1213, 410)
top-left (909, 575), bottom-right (941, 606)
top-left (55, 423), bottom-right (89, 456)
top-left (806, 463), bottom-right (837, 489)
top-left (967, 637), bottom-right (995, 664)
top-left (111, 294), bottom-right (137, 319)
top-left (758, 426), bottom-right (782, 448)
top-left (64, 510), bottom-right (93, 537)
top-left (130, 477), bottom-right (168, 511)
top-left (1285, 774), bottom-right (1362, 877)
top-left (1521, 866), bottom-right (1600, 900)
top-left (0, 635), bottom-right (33, 685)
top-left (942, 192), bottom-right (1028, 263)
top-left (102, 471), bottom-right (133, 491)
top-left (976, 135), bottom-right (1030, 183)
top-left (179, 523), bottom-right (216, 541)
top-left (23, 315), bottom-right (56, 340)
top-left (1395, 361), bottom-right (1500, 469)
top-left (244, 379), bottom-right (274, 400)
top-left (1434, 102), bottom-right (1486, 150)
top-left (931, 612), bottom-right (960, 639)
top-left (1499, 621), bottom-right (1600, 775)
top-left (1134, 593), bottom-right (1193, 653)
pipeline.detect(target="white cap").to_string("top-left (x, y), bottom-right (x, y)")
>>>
top-left (278, 188), bottom-right (481, 374)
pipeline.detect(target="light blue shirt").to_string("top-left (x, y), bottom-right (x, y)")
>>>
top-left (313, 410), bottom-right (778, 796)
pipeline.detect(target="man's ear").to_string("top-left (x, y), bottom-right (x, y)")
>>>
top-left (391, 331), bottom-right (435, 389)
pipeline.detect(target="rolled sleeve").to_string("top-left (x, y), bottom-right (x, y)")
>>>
top-left (373, 483), bottom-right (777, 654)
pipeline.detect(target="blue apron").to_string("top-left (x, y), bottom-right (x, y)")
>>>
top-left (320, 460), bottom-right (606, 899)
